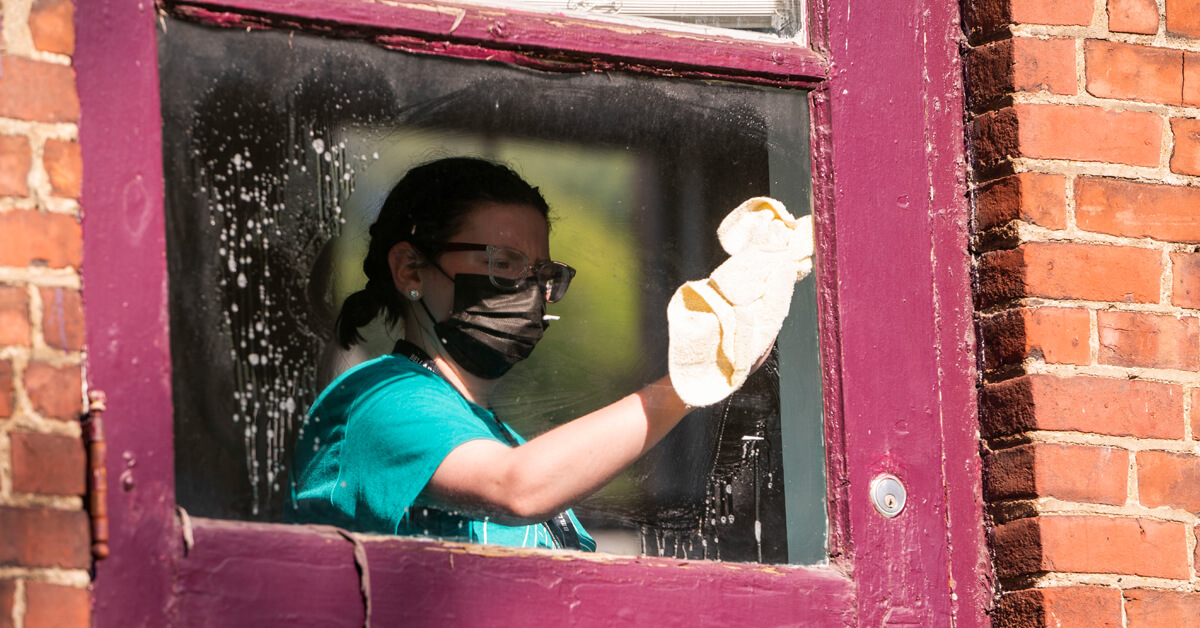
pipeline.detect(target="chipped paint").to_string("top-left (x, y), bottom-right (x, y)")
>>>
top-left (160, 0), bottom-right (829, 84)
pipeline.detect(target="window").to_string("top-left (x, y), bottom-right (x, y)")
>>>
top-left (162, 16), bottom-right (825, 564)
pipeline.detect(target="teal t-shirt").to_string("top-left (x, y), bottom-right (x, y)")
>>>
top-left (287, 354), bottom-right (595, 551)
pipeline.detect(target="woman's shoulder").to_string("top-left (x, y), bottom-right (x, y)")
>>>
top-left (314, 354), bottom-right (477, 424)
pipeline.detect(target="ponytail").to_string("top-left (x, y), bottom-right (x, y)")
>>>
top-left (335, 288), bottom-right (383, 349)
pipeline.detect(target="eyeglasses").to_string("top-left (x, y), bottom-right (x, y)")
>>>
top-left (441, 242), bottom-right (576, 303)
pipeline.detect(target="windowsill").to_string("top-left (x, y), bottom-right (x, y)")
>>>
top-left (178, 516), bottom-right (853, 624)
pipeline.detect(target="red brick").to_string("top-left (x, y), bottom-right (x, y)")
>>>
top-left (39, 288), bottom-right (83, 351)
top-left (994, 516), bottom-right (1044, 577)
top-left (987, 443), bottom-right (1127, 505)
top-left (1193, 388), bottom-right (1200, 441)
top-left (1196, 523), bottom-right (1200, 577)
top-left (1125, 590), bottom-right (1200, 628)
top-left (968, 38), bottom-right (1077, 107)
top-left (0, 361), bottom-right (12, 418)
top-left (0, 580), bottom-right (11, 628)
top-left (966, 0), bottom-right (1008, 37)
top-left (1170, 117), bottom-right (1200, 176)
top-left (980, 374), bottom-right (1183, 439)
top-left (975, 172), bottom-right (1068, 231)
top-left (971, 107), bottom-right (1020, 168)
top-left (23, 581), bottom-right (88, 628)
top-left (0, 210), bottom-right (82, 269)
top-left (1171, 252), bottom-right (1200, 308)
top-left (1018, 103), bottom-right (1163, 167)
top-left (1076, 178), bottom-right (1200, 243)
top-left (977, 242), bottom-right (1162, 307)
top-left (0, 507), bottom-right (90, 569)
top-left (0, 286), bottom-right (30, 347)
top-left (1186, 52), bottom-right (1200, 106)
top-left (1013, 0), bottom-right (1095, 26)
top-left (1138, 450), bottom-right (1200, 513)
top-left (0, 57), bottom-right (78, 123)
top-left (0, 135), bottom-right (31, 197)
top-left (966, 39), bottom-right (1013, 107)
top-left (42, 139), bottom-right (80, 199)
top-left (28, 0), bottom-right (74, 56)
top-left (1166, 0), bottom-right (1200, 38)
top-left (1015, 38), bottom-right (1078, 95)
top-left (995, 515), bottom-right (1188, 579)
top-left (967, 0), bottom-right (1094, 37)
top-left (994, 587), bottom-right (1123, 628)
top-left (10, 431), bottom-right (85, 496)
top-left (1109, 0), bottom-right (1161, 34)
top-left (1086, 40), bottom-right (1183, 105)
top-left (23, 362), bottom-right (80, 420)
top-left (1098, 311), bottom-right (1200, 370)
top-left (982, 307), bottom-right (1090, 369)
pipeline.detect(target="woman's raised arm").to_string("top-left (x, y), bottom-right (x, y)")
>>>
top-left (423, 375), bottom-right (691, 525)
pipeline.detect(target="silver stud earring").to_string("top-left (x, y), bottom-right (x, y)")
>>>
top-left (409, 289), bottom-right (421, 300)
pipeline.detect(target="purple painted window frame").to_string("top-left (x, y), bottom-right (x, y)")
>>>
top-left (77, 0), bottom-right (990, 625)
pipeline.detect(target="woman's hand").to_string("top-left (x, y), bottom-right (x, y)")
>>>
top-left (751, 340), bottom-right (775, 374)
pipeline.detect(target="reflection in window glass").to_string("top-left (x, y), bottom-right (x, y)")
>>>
top-left (461, 0), bottom-right (806, 39)
top-left (160, 18), bottom-right (824, 564)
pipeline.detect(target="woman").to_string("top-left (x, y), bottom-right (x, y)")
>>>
top-left (288, 157), bottom-right (767, 550)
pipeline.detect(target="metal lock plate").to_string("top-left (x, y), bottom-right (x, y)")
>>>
top-left (870, 474), bottom-right (906, 518)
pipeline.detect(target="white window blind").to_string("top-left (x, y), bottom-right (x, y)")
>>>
top-left (504, 1), bottom-right (781, 17)
top-left (464, 0), bottom-right (804, 38)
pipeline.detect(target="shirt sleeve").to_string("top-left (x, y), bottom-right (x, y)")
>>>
top-left (331, 368), bottom-right (499, 533)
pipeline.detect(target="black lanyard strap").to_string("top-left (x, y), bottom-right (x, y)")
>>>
top-left (391, 340), bottom-right (583, 550)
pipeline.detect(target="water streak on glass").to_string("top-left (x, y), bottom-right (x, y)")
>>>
top-left (160, 17), bottom-right (824, 564)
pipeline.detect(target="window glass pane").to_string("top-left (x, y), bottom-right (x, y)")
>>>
top-left (461, 0), bottom-right (806, 39)
top-left (160, 18), bottom-right (824, 564)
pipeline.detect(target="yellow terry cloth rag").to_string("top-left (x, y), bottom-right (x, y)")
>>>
top-left (667, 197), bottom-right (814, 407)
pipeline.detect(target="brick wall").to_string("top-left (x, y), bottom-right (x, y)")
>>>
top-left (0, 0), bottom-right (91, 627)
top-left (967, 0), bottom-right (1200, 625)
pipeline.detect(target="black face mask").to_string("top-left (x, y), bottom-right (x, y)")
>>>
top-left (422, 273), bottom-right (547, 380)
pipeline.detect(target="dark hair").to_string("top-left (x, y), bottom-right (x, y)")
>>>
top-left (336, 157), bottom-right (551, 348)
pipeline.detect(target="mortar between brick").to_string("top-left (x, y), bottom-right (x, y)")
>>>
top-left (12, 578), bottom-right (23, 628)
top-left (1024, 360), bottom-right (1200, 385)
top-left (0, 494), bottom-right (83, 510)
top-left (1014, 24), bottom-right (1200, 50)
top-left (990, 430), bottom-right (1200, 454)
top-left (0, 431), bottom-right (9, 498)
top-left (1166, 117), bottom-right (1179, 170)
top-left (1007, 157), bottom-right (1200, 184)
top-left (1162, 248), bottom-right (1174, 305)
top-left (1029, 572), bottom-right (1198, 591)
top-left (1011, 89), bottom-right (1200, 120)
top-left (1016, 221), bottom-right (1182, 249)
top-left (0, 121), bottom-right (75, 141)
top-left (977, 300), bottom-right (1199, 327)
top-left (0, 270), bottom-right (80, 290)
top-left (0, 569), bottom-right (89, 589)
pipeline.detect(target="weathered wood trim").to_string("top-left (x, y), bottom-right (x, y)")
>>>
top-left (160, 0), bottom-right (828, 86)
top-left (177, 518), bottom-right (857, 626)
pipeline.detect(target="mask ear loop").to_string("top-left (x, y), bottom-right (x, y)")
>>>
top-left (405, 248), bottom-right (456, 360)
top-left (407, 253), bottom-right (455, 358)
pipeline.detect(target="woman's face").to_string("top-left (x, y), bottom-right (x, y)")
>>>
top-left (421, 202), bottom-right (550, 323)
